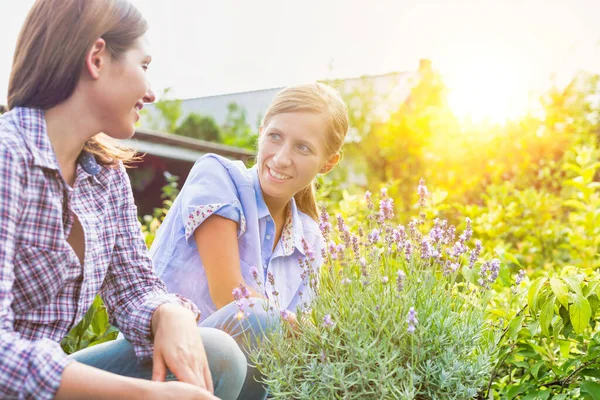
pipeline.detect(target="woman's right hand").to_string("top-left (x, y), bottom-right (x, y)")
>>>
top-left (145, 381), bottom-right (219, 400)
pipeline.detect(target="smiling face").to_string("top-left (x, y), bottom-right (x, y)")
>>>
top-left (90, 35), bottom-right (155, 139)
top-left (257, 111), bottom-right (339, 205)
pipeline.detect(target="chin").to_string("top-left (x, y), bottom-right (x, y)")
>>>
top-left (105, 124), bottom-right (136, 140)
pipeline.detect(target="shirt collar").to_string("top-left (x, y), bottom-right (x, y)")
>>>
top-left (250, 165), bottom-right (306, 256)
top-left (13, 107), bottom-right (101, 176)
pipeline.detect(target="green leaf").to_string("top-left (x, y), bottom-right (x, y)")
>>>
top-left (540, 297), bottom-right (556, 337)
top-left (528, 277), bottom-right (547, 313)
top-left (570, 294), bottom-right (592, 334)
top-left (506, 384), bottom-right (528, 400)
top-left (506, 312), bottom-right (526, 342)
top-left (503, 252), bottom-right (522, 268)
top-left (581, 381), bottom-right (600, 400)
top-left (550, 277), bottom-right (570, 308)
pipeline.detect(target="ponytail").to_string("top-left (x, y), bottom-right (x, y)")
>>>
top-left (294, 182), bottom-right (319, 222)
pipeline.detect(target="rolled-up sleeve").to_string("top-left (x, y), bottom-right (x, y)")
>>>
top-left (100, 164), bottom-right (200, 359)
top-left (0, 145), bottom-right (73, 399)
top-left (181, 155), bottom-right (247, 244)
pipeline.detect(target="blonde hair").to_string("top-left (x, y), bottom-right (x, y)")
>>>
top-left (261, 83), bottom-right (349, 221)
top-left (7, 0), bottom-right (147, 166)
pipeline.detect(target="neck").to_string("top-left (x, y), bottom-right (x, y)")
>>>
top-left (263, 192), bottom-right (291, 222)
top-left (44, 94), bottom-right (99, 176)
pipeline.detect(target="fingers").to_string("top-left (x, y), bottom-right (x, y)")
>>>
top-left (152, 349), bottom-right (167, 382)
top-left (201, 356), bottom-right (214, 394)
top-left (171, 362), bottom-right (206, 389)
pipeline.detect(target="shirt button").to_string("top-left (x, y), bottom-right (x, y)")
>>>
top-left (263, 264), bottom-right (268, 270)
top-left (266, 235), bottom-right (272, 240)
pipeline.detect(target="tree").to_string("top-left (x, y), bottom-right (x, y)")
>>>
top-left (175, 113), bottom-right (222, 142)
top-left (221, 102), bottom-right (258, 150)
top-left (142, 87), bottom-right (182, 133)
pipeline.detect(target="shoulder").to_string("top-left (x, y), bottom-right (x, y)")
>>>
top-left (0, 111), bottom-right (31, 156)
top-left (187, 153), bottom-right (253, 188)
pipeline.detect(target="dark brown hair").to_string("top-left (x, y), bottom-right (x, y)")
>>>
top-left (8, 0), bottom-right (148, 165)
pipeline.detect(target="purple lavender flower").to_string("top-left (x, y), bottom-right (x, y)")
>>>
top-left (468, 240), bottom-right (482, 269)
top-left (444, 262), bottom-right (459, 276)
top-left (250, 266), bottom-right (259, 281)
top-left (450, 241), bottom-right (468, 258)
top-left (382, 276), bottom-right (389, 284)
top-left (240, 285), bottom-right (251, 299)
top-left (396, 270), bottom-right (406, 291)
top-left (268, 271), bottom-right (275, 286)
top-left (302, 238), bottom-right (315, 261)
top-left (323, 314), bottom-right (334, 328)
top-left (429, 219), bottom-right (444, 244)
top-left (368, 229), bottom-right (380, 244)
top-left (420, 238), bottom-right (433, 260)
top-left (232, 287), bottom-right (242, 301)
top-left (479, 258), bottom-right (501, 289)
top-left (417, 179), bottom-right (428, 208)
top-left (365, 191), bottom-right (373, 210)
top-left (352, 235), bottom-right (360, 258)
top-left (379, 197), bottom-right (395, 221)
top-left (516, 269), bottom-right (525, 285)
top-left (407, 307), bottom-right (418, 333)
top-left (319, 211), bottom-right (332, 240)
top-left (405, 242), bottom-right (412, 263)
top-left (280, 308), bottom-right (292, 321)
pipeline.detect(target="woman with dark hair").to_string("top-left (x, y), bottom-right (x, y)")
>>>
top-left (0, 0), bottom-right (246, 399)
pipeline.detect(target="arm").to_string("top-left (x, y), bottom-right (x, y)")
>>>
top-left (56, 362), bottom-right (217, 400)
top-left (194, 215), bottom-right (263, 309)
top-left (100, 164), bottom-right (200, 358)
top-left (100, 165), bottom-right (212, 391)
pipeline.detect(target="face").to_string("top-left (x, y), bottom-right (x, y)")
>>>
top-left (88, 35), bottom-right (155, 139)
top-left (258, 111), bottom-right (339, 203)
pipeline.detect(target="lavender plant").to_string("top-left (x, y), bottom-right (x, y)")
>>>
top-left (248, 180), bottom-right (500, 399)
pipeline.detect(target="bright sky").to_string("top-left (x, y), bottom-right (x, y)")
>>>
top-left (1, 0), bottom-right (599, 121)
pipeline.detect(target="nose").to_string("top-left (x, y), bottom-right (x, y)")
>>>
top-left (143, 85), bottom-right (156, 104)
top-left (273, 145), bottom-right (292, 167)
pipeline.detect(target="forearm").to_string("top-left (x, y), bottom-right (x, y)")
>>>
top-left (55, 362), bottom-right (151, 400)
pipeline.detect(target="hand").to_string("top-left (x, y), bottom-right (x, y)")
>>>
top-left (145, 380), bottom-right (219, 400)
top-left (151, 304), bottom-right (213, 393)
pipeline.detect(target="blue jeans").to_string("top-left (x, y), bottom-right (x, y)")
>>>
top-left (200, 299), bottom-right (276, 400)
top-left (70, 327), bottom-right (246, 400)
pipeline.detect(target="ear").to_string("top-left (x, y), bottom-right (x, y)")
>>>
top-left (319, 152), bottom-right (340, 174)
top-left (84, 38), bottom-right (108, 80)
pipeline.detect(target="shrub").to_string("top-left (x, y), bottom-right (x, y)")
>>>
top-left (249, 182), bottom-right (500, 399)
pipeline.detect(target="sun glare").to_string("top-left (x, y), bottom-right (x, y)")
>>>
top-left (443, 56), bottom-right (531, 124)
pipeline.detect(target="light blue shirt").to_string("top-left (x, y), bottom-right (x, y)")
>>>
top-left (150, 154), bottom-right (324, 322)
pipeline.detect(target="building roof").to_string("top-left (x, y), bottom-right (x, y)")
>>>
top-left (125, 127), bottom-right (255, 163)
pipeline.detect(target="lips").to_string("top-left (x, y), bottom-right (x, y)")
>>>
top-left (268, 166), bottom-right (292, 180)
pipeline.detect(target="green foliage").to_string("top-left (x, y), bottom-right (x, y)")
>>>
top-left (250, 188), bottom-right (498, 399)
top-left (174, 113), bottom-right (222, 142)
top-left (221, 102), bottom-right (258, 149)
top-left (143, 87), bottom-right (182, 133)
top-left (61, 295), bottom-right (118, 354)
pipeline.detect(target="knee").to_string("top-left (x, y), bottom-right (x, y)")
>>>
top-left (200, 328), bottom-right (247, 395)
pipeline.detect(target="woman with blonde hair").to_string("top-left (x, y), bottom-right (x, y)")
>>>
top-left (152, 82), bottom-right (349, 399)
top-left (0, 0), bottom-right (246, 398)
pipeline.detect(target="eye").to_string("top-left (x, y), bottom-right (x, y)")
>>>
top-left (142, 63), bottom-right (149, 71)
top-left (268, 133), bottom-right (282, 141)
top-left (297, 144), bottom-right (311, 153)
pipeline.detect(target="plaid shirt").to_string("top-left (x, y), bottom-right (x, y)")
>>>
top-left (0, 107), bottom-right (200, 400)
